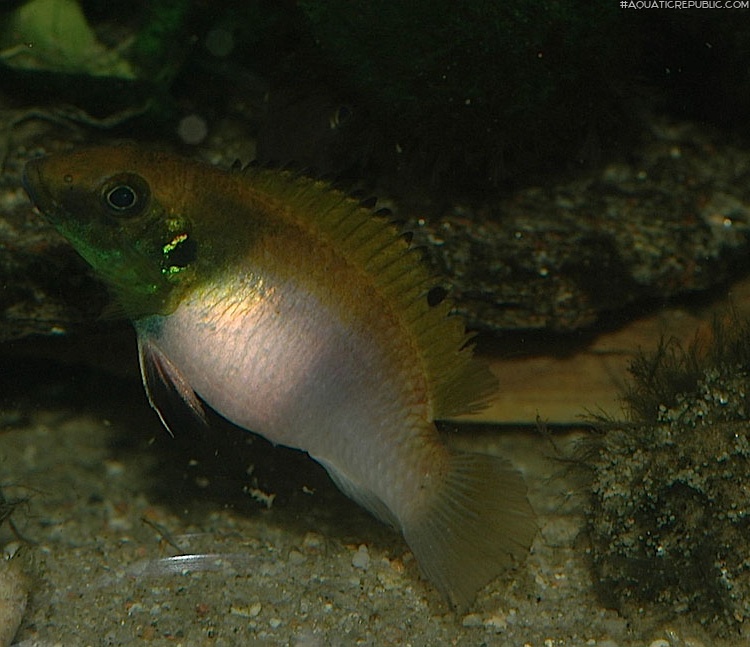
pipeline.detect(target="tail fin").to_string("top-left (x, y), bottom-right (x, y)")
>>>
top-left (402, 452), bottom-right (537, 610)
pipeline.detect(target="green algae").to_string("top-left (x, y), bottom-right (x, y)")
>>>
top-left (587, 316), bottom-right (750, 634)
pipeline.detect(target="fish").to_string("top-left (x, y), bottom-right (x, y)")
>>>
top-left (22, 145), bottom-right (536, 608)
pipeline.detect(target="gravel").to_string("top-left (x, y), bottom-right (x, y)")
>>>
top-left (0, 350), bottom-right (731, 646)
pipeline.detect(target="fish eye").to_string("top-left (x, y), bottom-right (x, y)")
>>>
top-left (107, 185), bottom-right (136, 209)
top-left (100, 173), bottom-right (150, 217)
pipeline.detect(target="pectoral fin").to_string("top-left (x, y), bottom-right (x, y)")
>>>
top-left (137, 334), bottom-right (207, 435)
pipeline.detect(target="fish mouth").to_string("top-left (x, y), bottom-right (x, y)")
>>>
top-left (22, 158), bottom-right (57, 219)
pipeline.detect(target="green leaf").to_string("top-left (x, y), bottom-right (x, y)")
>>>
top-left (0, 0), bottom-right (135, 78)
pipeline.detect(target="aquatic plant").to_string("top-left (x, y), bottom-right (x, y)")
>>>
top-left (587, 316), bottom-right (750, 634)
top-left (0, 0), bottom-right (192, 123)
top-left (0, 0), bottom-right (134, 77)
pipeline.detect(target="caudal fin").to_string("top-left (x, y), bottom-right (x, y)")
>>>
top-left (402, 452), bottom-right (537, 610)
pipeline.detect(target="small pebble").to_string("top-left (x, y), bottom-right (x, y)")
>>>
top-left (461, 613), bottom-right (483, 627)
top-left (351, 544), bottom-right (370, 570)
top-left (484, 614), bottom-right (507, 632)
top-left (288, 549), bottom-right (305, 565)
top-left (540, 516), bottom-right (583, 546)
top-left (104, 459), bottom-right (125, 477)
top-left (230, 601), bottom-right (262, 618)
top-left (301, 532), bottom-right (324, 553)
top-left (2, 543), bottom-right (20, 560)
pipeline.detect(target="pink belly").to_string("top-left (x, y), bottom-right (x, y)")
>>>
top-left (139, 273), bottom-right (437, 523)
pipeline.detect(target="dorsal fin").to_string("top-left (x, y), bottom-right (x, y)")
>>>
top-left (240, 167), bottom-right (497, 418)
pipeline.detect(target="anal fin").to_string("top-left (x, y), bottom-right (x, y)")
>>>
top-left (402, 452), bottom-right (537, 610)
top-left (316, 457), bottom-right (399, 529)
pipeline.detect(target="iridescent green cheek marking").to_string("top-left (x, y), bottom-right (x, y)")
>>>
top-left (163, 233), bottom-right (188, 255)
top-left (161, 233), bottom-right (197, 276)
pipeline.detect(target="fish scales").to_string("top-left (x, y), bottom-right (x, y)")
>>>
top-left (22, 145), bottom-right (537, 608)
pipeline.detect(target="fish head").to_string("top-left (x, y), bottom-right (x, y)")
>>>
top-left (23, 145), bottom-right (200, 317)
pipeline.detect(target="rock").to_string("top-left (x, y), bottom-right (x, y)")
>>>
top-left (410, 120), bottom-right (750, 332)
top-left (2, 96), bottom-right (749, 339)
top-left (0, 557), bottom-right (28, 647)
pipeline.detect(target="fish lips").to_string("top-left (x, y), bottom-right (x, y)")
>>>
top-left (21, 157), bottom-right (82, 229)
top-left (23, 158), bottom-right (65, 224)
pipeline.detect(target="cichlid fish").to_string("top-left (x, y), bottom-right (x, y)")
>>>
top-left (23, 145), bottom-right (536, 608)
